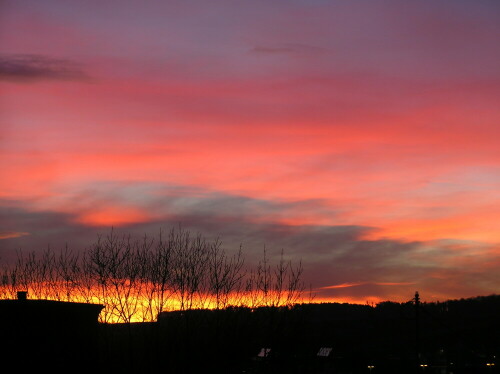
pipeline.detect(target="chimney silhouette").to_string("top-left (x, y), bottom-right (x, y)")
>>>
top-left (17, 291), bottom-right (27, 300)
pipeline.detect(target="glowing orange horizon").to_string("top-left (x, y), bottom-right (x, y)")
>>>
top-left (0, 285), bottom-right (313, 323)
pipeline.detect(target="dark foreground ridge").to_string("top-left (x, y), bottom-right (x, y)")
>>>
top-left (0, 292), bottom-right (499, 374)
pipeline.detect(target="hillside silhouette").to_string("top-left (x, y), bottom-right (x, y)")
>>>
top-left (1, 292), bottom-right (499, 374)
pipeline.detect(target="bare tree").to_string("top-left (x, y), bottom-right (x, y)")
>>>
top-left (170, 228), bottom-right (210, 310)
top-left (0, 227), bottom-right (308, 323)
top-left (207, 239), bottom-right (245, 309)
top-left (56, 246), bottom-right (82, 302)
top-left (86, 229), bottom-right (148, 323)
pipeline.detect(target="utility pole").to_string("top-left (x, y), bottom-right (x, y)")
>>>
top-left (415, 291), bottom-right (420, 372)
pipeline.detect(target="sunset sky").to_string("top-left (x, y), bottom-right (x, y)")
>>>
top-left (1, 0), bottom-right (499, 304)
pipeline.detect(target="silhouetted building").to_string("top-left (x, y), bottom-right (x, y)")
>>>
top-left (0, 292), bottom-right (103, 373)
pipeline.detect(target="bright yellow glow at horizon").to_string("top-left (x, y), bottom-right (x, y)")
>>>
top-left (0, 284), bottom-right (311, 323)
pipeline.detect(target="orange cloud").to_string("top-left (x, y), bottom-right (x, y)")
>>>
top-left (320, 282), bottom-right (416, 290)
top-left (75, 207), bottom-right (152, 227)
top-left (0, 232), bottom-right (30, 240)
top-left (320, 282), bottom-right (365, 289)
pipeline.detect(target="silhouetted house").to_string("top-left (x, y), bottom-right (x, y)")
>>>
top-left (0, 292), bottom-right (103, 373)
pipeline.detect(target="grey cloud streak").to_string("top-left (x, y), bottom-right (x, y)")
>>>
top-left (0, 54), bottom-right (89, 82)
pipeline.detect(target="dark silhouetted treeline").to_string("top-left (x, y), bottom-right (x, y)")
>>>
top-left (95, 295), bottom-right (500, 374)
